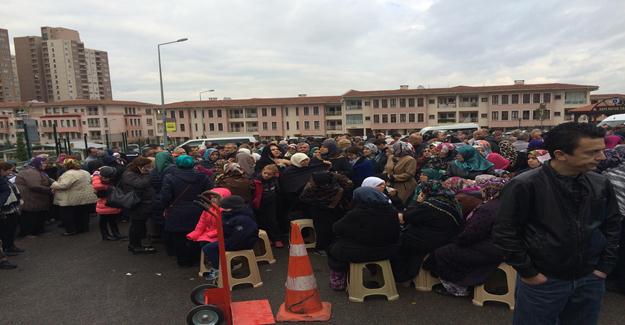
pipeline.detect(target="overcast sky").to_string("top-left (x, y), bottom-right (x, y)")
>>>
top-left (3, 0), bottom-right (625, 104)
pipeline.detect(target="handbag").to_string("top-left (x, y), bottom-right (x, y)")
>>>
top-left (163, 184), bottom-right (192, 219)
top-left (106, 186), bottom-right (141, 209)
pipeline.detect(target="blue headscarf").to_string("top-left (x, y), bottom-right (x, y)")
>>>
top-left (203, 148), bottom-right (218, 161)
top-left (454, 146), bottom-right (494, 172)
top-left (352, 186), bottom-right (391, 205)
top-left (176, 155), bottom-right (195, 169)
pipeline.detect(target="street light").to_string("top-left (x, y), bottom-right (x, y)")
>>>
top-left (199, 90), bottom-right (215, 138)
top-left (158, 37), bottom-right (188, 149)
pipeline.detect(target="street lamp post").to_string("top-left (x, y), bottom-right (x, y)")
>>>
top-left (158, 38), bottom-right (188, 149)
top-left (199, 90), bottom-right (215, 137)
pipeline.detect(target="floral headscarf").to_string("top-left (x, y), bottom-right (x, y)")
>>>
top-left (364, 143), bottom-right (379, 155)
top-left (419, 180), bottom-right (463, 225)
top-left (420, 168), bottom-right (444, 181)
top-left (476, 176), bottom-right (508, 201)
top-left (598, 145), bottom-right (625, 172)
top-left (223, 162), bottom-right (244, 176)
top-left (474, 140), bottom-right (492, 155)
top-left (443, 177), bottom-right (479, 194)
top-left (392, 141), bottom-right (414, 158)
top-left (435, 143), bottom-right (455, 156)
top-left (498, 140), bottom-right (518, 168)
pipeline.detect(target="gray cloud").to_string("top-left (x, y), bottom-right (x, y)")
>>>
top-left (2, 0), bottom-right (624, 104)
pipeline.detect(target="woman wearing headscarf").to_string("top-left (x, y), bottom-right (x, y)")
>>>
top-left (363, 143), bottom-right (378, 160)
top-left (120, 157), bottom-right (156, 254)
top-left (161, 155), bottom-right (212, 266)
top-left (51, 159), bottom-right (98, 236)
top-left (384, 141), bottom-right (417, 204)
top-left (215, 162), bottom-right (254, 204)
top-left (315, 139), bottom-right (353, 178)
top-left (235, 148), bottom-right (256, 179)
top-left (447, 146), bottom-right (494, 179)
top-left (498, 140), bottom-right (519, 171)
top-left (425, 143), bottom-right (456, 172)
top-left (486, 152), bottom-right (510, 171)
top-left (605, 135), bottom-right (623, 149)
top-left (0, 162), bottom-right (22, 256)
top-left (299, 171), bottom-right (352, 252)
top-left (361, 176), bottom-right (404, 210)
top-left (150, 152), bottom-right (176, 249)
top-left (201, 148), bottom-right (220, 170)
top-left (425, 177), bottom-right (507, 297)
top-left (255, 144), bottom-right (291, 174)
top-left (392, 180), bottom-right (463, 282)
top-left (345, 146), bottom-right (374, 187)
top-left (517, 149), bottom-right (551, 175)
top-left (15, 157), bottom-right (53, 237)
top-left (326, 186), bottom-right (401, 290)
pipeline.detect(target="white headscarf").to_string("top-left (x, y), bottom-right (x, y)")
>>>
top-left (361, 177), bottom-right (385, 188)
top-left (290, 153), bottom-right (310, 168)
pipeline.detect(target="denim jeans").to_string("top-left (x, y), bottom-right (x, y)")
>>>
top-left (513, 272), bottom-right (605, 325)
top-left (201, 242), bottom-right (220, 269)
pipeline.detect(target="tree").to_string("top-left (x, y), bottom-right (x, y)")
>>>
top-left (15, 133), bottom-right (28, 162)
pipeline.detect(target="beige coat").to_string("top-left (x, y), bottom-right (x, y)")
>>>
top-left (51, 169), bottom-right (98, 207)
top-left (384, 155), bottom-right (417, 203)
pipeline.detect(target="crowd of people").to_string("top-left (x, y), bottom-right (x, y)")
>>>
top-left (0, 122), bottom-right (623, 325)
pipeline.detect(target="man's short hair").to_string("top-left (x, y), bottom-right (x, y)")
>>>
top-left (544, 122), bottom-right (605, 157)
top-left (373, 139), bottom-right (386, 146)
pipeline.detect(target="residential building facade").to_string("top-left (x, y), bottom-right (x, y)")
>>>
top-left (0, 29), bottom-right (20, 102)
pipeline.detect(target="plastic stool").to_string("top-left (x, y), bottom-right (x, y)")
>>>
top-left (347, 260), bottom-right (399, 302)
top-left (413, 262), bottom-right (441, 292)
top-left (254, 229), bottom-right (276, 264)
top-left (218, 249), bottom-right (263, 290)
top-left (473, 263), bottom-right (516, 310)
top-left (290, 219), bottom-right (316, 249)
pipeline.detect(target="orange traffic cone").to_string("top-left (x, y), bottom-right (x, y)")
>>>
top-left (276, 223), bottom-right (332, 322)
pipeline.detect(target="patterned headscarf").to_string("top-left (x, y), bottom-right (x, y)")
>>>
top-left (474, 140), bottom-right (492, 155)
top-left (443, 177), bottom-right (479, 194)
top-left (420, 180), bottom-right (457, 200)
top-left (172, 147), bottom-right (187, 158)
top-left (420, 168), bottom-right (444, 181)
top-left (498, 140), bottom-right (518, 168)
top-left (598, 145), bottom-right (625, 172)
top-left (419, 180), bottom-right (463, 225)
top-left (475, 174), bottom-right (496, 183)
top-left (364, 143), bottom-right (379, 155)
top-left (435, 143), bottom-right (455, 156)
top-left (223, 162), bottom-right (244, 176)
top-left (476, 176), bottom-right (508, 201)
top-left (392, 141), bottom-right (414, 158)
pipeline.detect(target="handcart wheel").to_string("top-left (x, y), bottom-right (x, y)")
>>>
top-left (186, 304), bottom-right (225, 325)
top-left (190, 284), bottom-right (218, 305)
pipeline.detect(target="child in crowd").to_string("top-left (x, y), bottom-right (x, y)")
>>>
top-left (253, 164), bottom-right (283, 248)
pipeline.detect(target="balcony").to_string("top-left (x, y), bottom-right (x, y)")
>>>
top-left (345, 105), bottom-right (362, 110)
top-left (459, 102), bottom-right (479, 107)
top-left (246, 127), bottom-right (258, 132)
top-left (326, 125), bottom-right (343, 131)
top-left (325, 110), bottom-right (342, 116)
top-left (437, 103), bottom-right (457, 108)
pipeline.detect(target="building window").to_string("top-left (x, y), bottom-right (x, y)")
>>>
top-left (492, 111), bottom-right (499, 120)
top-left (304, 121), bottom-right (310, 130)
top-left (543, 93), bottom-right (551, 103)
top-left (373, 100), bottom-right (379, 108)
top-left (147, 118), bottom-right (153, 126)
top-left (286, 121), bottom-right (290, 130)
top-left (217, 110), bottom-right (222, 118)
top-left (208, 110), bottom-right (214, 118)
top-left (272, 122), bottom-right (277, 130)
top-left (533, 93), bottom-right (541, 103)
top-left (554, 112), bottom-right (561, 117)
top-left (314, 121), bottom-right (320, 130)
top-left (523, 110), bottom-right (530, 120)
top-left (511, 111), bottom-right (518, 119)
top-left (146, 109), bottom-right (152, 115)
top-left (501, 111), bottom-right (509, 120)
top-left (178, 111), bottom-right (184, 118)
top-left (390, 99), bottom-right (396, 107)
top-left (400, 98), bottom-right (406, 107)
top-left (438, 112), bottom-right (456, 123)
top-left (210, 123), bottom-right (215, 131)
top-left (382, 114), bottom-right (388, 123)
top-left (346, 114), bottom-right (363, 125)
top-left (374, 115), bottom-right (380, 123)
top-left (555, 94), bottom-right (562, 100)
top-left (390, 114), bottom-right (397, 123)
top-left (565, 92), bottom-right (586, 104)
top-left (193, 110), bottom-right (197, 119)
top-left (417, 98), bottom-right (424, 107)
top-left (313, 106), bottom-right (319, 115)
top-left (304, 107), bottom-right (309, 115)
top-left (262, 122), bottom-right (268, 130)
top-left (296, 121), bottom-right (300, 130)
top-left (284, 107), bottom-right (289, 116)
top-left (409, 98), bottom-right (415, 107)
top-left (523, 93), bottom-right (531, 104)
top-left (296, 107), bottom-right (300, 116)
top-left (271, 107), bottom-right (276, 116)
top-left (491, 95), bottom-right (499, 105)
top-left (400, 114), bottom-right (406, 123)
top-left (429, 115), bottom-right (435, 119)
top-left (218, 123), bottom-right (223, 131)
top-left (481, 113), bottom-right (487, 118)
top-left (381, 99), bottom-right (388, 108)
top-left (502, 95), bottom-right (509, 105)
top-left (418, 113), bottom-right (424, 123)
top-left (481, 97), bottom-right (488, 103)
top-left (262, 108), bottom-right (267, 116)
top-left (408, 114), bottom-right (415, 123)
top-left (511, 94), bottom-right (519, 104)
top-left (180, 124), bottom-right (185, 131)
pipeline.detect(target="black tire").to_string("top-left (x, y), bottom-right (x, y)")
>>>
top-left (186, 305), bottom-right (225, 325)
top-left (190, 284), bottom-right (218, 305)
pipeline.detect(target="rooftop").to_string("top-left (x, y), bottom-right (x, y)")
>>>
top-left (163, 95), bottom-right (342, 108)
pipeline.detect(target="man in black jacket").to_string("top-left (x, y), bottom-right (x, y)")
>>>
top-left (493, 122), bottom-right (622, 325)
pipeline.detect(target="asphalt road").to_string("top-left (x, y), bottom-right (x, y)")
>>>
top-left (1, 218), bottom-right (624, 325)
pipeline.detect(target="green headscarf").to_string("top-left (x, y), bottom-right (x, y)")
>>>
top-left (420, 168), bottom-right (444, 181)
top-left (454, 146), bottom-right (494, 172)
top-left (176, 155), bottom-right (195, 169)
top-left (155, 151), bottom-right (174, 174)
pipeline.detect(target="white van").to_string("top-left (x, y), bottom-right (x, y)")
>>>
top-left (597, 114), bottom-right (625, 128)
top-left (419, 123), bottom-right (480, 136)
top-left (177, 136), bottom-right (258, 149)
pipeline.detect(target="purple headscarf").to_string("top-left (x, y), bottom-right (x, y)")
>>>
top-left (29, 157), bottom-right (47, 171)
top-left (527, 139), bottom-right (544, 151)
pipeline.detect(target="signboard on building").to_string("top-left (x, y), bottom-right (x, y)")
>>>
top-left (165, 118), bottom-right (177, 132)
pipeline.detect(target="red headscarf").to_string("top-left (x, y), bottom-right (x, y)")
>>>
top-left (604, 135), bottom-right (622, 149)
top-left (486, 152), bottom-right (510, 170)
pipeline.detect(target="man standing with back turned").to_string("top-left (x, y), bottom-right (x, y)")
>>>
top-left (493, 122), bottom-right (622, 325)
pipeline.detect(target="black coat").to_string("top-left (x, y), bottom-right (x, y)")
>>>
top-left (161, 168), bottom-right (212, 232)
top-left (223, 207), bottom-right (258, 251)
top-left (493, 163), bottom-right (622, 280)
top-left (426, 199), bottom-right (504, 286)
top-left (401, 201), bottom-right (462, 254)
top-left (120, 169), bottom-right (153, 220)
top-left (329, 203), bottom-right (400, 268)
top-left (150, 165), bottom-right (176, 224)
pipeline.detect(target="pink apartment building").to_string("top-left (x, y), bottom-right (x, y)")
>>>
top-left (0, 82), bottom-right (605, 147)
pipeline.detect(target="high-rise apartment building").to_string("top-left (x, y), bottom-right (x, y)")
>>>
top-left (10, 56), bottom-right (20, 100)
top-left (0, 29), bottom-right (20, 102)
top-left (14, 26), bottom-right (112, 102)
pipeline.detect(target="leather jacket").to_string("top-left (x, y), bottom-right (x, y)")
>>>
top-left (493, 163), bottom-right (622, 280)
